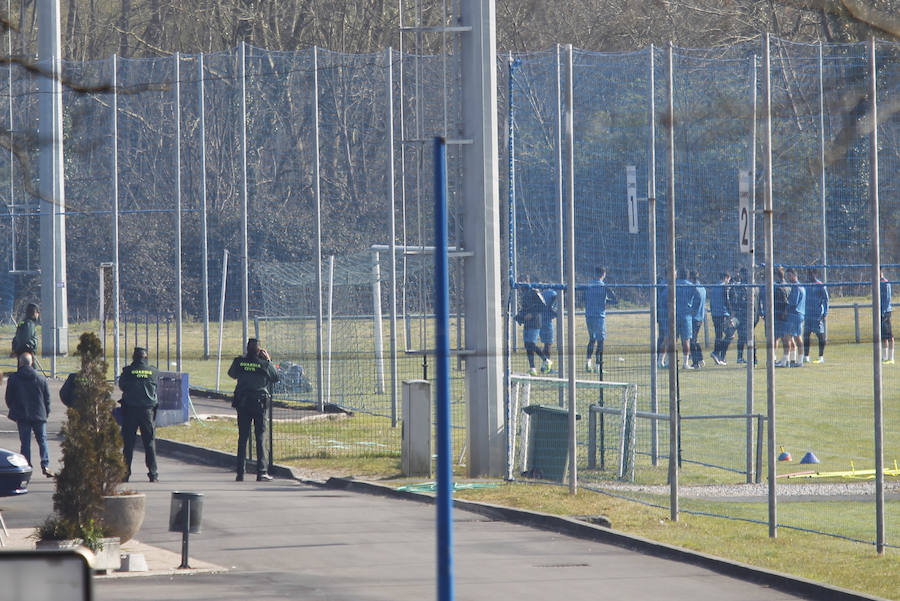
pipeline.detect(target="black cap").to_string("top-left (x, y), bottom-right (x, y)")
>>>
top-left (133, 347), bottom-right (148, 360)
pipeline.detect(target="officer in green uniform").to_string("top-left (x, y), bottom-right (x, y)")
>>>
top-left (228, 338), bottom-right (279, 481)
top-left (119, 347), bottom-right (159, 482)
top-left (11, 303), bottom-right (39, 357)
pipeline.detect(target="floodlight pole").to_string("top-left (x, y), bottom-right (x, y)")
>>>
top-left (564, 44), bottom-right (577, 495)
top-left (174, 52), bottom-right (183, 372)
top-left (199, 52), bottom-right (211, 360)
top-left (38, 0), bottom-right (68, 359)
top-left (240, 42), bottom-right (250, 345)
top-left (746, 55), bottom-right (758, 484)
top-left (648, 43), bottom-right (659, 466)
top-left (868, 38), bottom-right (885, 556)
top-left (763, 33), bottom-right (777, 539)
top-left (6, 0), bottom-right (13, 273)
top-left (386, 46), bottom-right (399, 427)
top-left (460, 0), bottom-right (504, 477)
top-left (111, 54), bottom-right (122, 380)
top-left (556, 44), bottom-right (565, 407)
top-left (313, 46), bottom-right (325, 413)
top-left (818, 41), bottom-right (828, 284)
top-left (665, 42), bottom-right (678, 522)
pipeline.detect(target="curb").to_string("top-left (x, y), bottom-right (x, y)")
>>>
top-left (155, 439), bottom-right (885, 601)
top-left (323, 478), bottom-right (886, 601)
top-left (155, 438), bottom-right (323, 485)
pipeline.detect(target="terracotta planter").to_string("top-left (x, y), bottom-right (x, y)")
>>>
top-left (102, 492), bottom-right (146, 543)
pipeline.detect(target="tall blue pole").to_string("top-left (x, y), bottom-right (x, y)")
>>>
top-left (434, 137), bottom-right (454, 601)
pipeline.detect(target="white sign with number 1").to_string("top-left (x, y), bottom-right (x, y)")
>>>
top-left (626, 165), bottom-right (638, 234)
top-left (739, 169), bottom-right (751, 254)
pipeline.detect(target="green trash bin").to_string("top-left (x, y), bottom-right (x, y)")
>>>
top-left (522, 404), bottom-right (580, 482)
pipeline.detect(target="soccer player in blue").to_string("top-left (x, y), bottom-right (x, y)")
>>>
top-left (540, 288), bottom-right (558, 372)
top-left (584, 266), bottom-right (617, 376)
top-left (802, 268), bottom-right (829, 364)
top-left (689, 270), bottom-right (706, 369)
top-left (516, 276), bottom-right (550, 376)
top-left (784, 268), bottom-right (806, 367)
top-left (881, 270), bottom-right (894, 364)
top-left (708, 271), bottom-right (734, 365)
top-left (676, 268), bottom-right (700, 370)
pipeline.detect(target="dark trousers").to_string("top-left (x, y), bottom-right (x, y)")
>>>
top-left (237, 407), bottom-right (268, 475)
top-left (17, 420), bottom-right (49, 469)
top-left (122, 406), bottom-right (158, 479)
top-left (689, 320), bottom-right (703, 366)
top-left (712, 315), bottom-right (734, 358)
top-left (803, 330), bottom-right (826, 357)
top-left (524, 342), bottom-right (547, 368)
top-left (736, 314), bottom-right (756, 361)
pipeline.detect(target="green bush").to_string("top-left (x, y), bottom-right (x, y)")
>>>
top-left (40, 332), bottom-right (126, 541)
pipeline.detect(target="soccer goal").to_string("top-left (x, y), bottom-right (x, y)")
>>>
top-left (508, 373), bottom-right (638, 482)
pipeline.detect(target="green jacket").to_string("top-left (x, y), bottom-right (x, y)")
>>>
top-left (11, 317), bottom-right (37, 355)
top-left (119, 359), bottom-right (159, 409)
top-left (228, 353), bottom-right (279, 407)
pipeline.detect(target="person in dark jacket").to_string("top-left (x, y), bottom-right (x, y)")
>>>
top-left (228, 338), bottom-right (280, 481)
top-left (5, 352), bottom-right (52, 476)
top-left (119, 347), bottom-right (159, 482)
top-left (733, 267), bottom-right (758, 365)
top-left (773, 266), bottom-right (790, 366)
top-left (11, 303), bottom-right (39, 357)
top-left (708, 272), bottom-right (734, 365)
top-left (802, 268), bottom-right (829, 364)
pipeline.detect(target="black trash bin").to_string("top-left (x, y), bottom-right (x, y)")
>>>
top-left (522, 404), bottom-right (580, 482)
top-left (169, 491), bottom-right (204, 533)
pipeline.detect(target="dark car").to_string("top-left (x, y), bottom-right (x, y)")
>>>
top-left (0, 448), bottom-right (32, 496)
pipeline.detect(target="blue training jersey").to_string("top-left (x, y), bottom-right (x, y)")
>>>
top-left (804, 280), bottom-right (828, 323)
top-left (787, 283), bottom-right (806, 318)
top-left (675, 279), bottom-right (698, 318)
top-left (541, 289), bottom-right (558, 325)
top-left (882, 279), bottom-right (893, 315)
top-left (584, 280), bottom-right (617, 319)
top-left (693, 285), bottom-right (706, 322)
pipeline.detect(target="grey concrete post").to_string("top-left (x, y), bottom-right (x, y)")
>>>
top-left (460, 0), bottom-right (504, 477)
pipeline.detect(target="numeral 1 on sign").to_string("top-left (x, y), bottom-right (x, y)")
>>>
top-left (739, 169), bottom-right (751, 254)
top-left (626, 165), bottom-right (638, 234)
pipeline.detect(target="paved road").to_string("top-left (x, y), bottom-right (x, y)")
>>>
top-left (0, 376), bottom-right (876, 601)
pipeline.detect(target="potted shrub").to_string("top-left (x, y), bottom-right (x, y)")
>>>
top-left (35, 332), bottom-right (143, 567)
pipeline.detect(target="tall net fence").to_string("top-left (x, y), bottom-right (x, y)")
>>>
top-left (3, 34), bottom-right (900, 548)
top-left (507, 39), bottom-right (900, 548)
top-left (0, 45), bottom-right (468, 467)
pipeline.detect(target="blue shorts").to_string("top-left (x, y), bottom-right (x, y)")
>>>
top-left (804, 319), bottom-right (825, 336)
top-left (523, 328), bottom-right (540, 345)
top-left (787, 314), bottom-right (803, 337)
top-left (774, 320), bottom-right (784, 339)
top-left (586, 317), bottom-right (607, 342)
top-left (540, 323), bottom-right (554, 345)
top-left (676, 315), bottom-right (693, 341)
